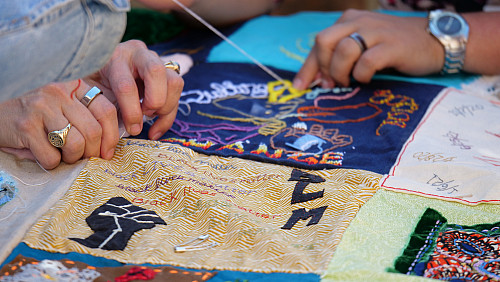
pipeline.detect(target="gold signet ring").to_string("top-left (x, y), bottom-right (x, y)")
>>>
top-left (80, 86), bottom-right (103, 108)
top-left (48, 123), bottom-right (72, 148)
top-left (164, 61), bottom-right (181, 75)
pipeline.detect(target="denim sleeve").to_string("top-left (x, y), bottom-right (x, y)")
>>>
top-left (0, 0), bottom-right (130, 102)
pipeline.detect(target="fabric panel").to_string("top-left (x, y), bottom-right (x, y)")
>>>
top-left (23, 139), bottom-right (380, 274)
top-left (322, 189), bottom-right (500, 281)
top-left (138, 62), bottom-right (444, 174)
top-left (381, 82), bottom-right (500, 205)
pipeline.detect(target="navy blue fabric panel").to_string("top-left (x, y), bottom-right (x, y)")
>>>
top-left (138, 62), bottom-right (444, 174)
top-left (2, 243), bottom-right (320, 282)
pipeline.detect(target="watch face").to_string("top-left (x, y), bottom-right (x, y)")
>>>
top-left (436, 15), bottom-right (462, 35)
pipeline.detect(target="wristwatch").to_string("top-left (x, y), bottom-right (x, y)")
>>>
top-left (428, 10), bottom-right (469, 74)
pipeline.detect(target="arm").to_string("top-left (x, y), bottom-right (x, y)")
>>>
top-left (134, 0), bottom-right (279, 26)
top-left (462, 12), bottom-right (500, 75)
top-left (293, 10), bottom-right (500, 90)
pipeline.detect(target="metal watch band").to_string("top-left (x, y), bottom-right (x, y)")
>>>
top-left (442, 48), bottom-right (466, 75)
top-left (428, 10), bottom-right (469, 75)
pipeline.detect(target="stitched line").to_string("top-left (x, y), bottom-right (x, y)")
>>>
top-left (407, 219), bottom-right (442, 275)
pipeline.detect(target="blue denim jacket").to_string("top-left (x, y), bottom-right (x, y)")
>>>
top-left (0, 0), bottom-right (130, 101)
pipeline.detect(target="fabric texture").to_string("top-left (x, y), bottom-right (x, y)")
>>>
top-left (0, 0), bottom-right (128, 101)
top-left (394, 208), bottom-right (500, 280)
top-left (381, 79), bottom-right (500, 205)
top-left (137, 62), bottom-right (444, 174)
top-left (2, 244), bottom-right (321, 282)
top-left (0, 152), bottom-right (88, 266)
top-left (322, 189), bottom-right (500, 281)
top-left (0, 255), bottom-right (216, 282)
top-left (22, 139), bottom-right (380, 274)
top-left (0, 171), bottom-right (17, 207)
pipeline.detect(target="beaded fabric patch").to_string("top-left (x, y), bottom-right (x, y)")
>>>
top-left (0, 171), bottom-right (17, 208)
top-left (394, 208), bottom-right (500, 280)
top-left (0, 255), bottom-right (216, 282)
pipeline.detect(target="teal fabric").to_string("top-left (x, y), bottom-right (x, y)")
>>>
top-left (2, 243), bottom-right (320, 282)
top-left (207, 11), bottom-right (477, 88)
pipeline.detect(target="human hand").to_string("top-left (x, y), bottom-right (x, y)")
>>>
top-left (0, 80), bottom-right (118, 169)
top-left (85, 40), bottom-right (183, 141)
top-left (293, 9), bottom-right (444, 90)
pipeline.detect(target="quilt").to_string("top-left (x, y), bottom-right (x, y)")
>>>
top-left (1, 9), bottom-right (499, 282)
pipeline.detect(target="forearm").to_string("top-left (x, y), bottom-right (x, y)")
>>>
top-left (135, 0), bottom-right (278, 26)
top-left (462, 12), bottom-right (500, 75)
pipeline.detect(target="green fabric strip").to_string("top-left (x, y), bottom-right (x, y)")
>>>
top-left (393, 208), bottom-right (446, 275)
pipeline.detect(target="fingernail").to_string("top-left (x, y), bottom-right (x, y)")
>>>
top-left (292, 78), bottom-right (303, 90)
top-left (144, 110), bottom-right (155, 117)
top-left (106, 148), bottom-right (115, 159)
top-left (152, 132), bottom-right (162, 140)
top-left (321, 78), bottom-right (334, 89)
top-left (130, 124), bottom-right (142, 135)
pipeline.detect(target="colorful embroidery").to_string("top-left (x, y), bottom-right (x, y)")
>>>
top-left (394, 208), bottom-right (500, 281)
top-left (0, 255), bottom-right (217, 282)
top-left (140, 63), bottom-right (443, 174)
top-left (115, 266), bottom-right (156, 282)
top-left (0, 256), bottom-right (100, 282)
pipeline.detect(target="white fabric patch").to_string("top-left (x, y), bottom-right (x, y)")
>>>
top-left (381, 77), bottom-right (500, 205)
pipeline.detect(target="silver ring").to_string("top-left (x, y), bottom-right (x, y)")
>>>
top-left (348, 32), bottom-right (367, 53)
top-left (80, 86), bottom-right (102, 107)
top-left (48, 123), bottom-right (72, 148)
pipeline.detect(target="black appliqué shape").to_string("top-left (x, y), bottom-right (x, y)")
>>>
top-left (289, 168), bottom-right (325, 204)
top-left (281, 206), bottom-right (328, 230)
top-left (70, 197), bottom-right (166, 251)
top-left (281, 169), bottom-right (328, 230)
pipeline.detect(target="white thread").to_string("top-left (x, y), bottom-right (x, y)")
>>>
top-left (0, 159), bottom-right (52, 222)
top-left (0, 184), bottom-right (26, 222)
top-left (8, 159), bottom-right (53, 187)
top-left (171, 0), bottom-right (287, 85)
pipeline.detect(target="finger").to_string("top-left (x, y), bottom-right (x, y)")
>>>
top-left (28, 132), bottom-right (61, 169)
top-left (293, 45), bottom-right (321, 90)
top-left (352, 43), bottom-right (392, 84)
top-left (64, 85), bottom-right (102, 159)
top-left (135, 49), bottom-right (169, 117)
top-left (329, 35), bottom-right (366, 86)
top-left (314, 23), bottom-right (356, 86)
top-left (12, 85), bottom-right (64, 169)
top-left (147, 70), bottom-right (183, 140)
top-left (76, 86), bottom-right (119, 160)
top-left (152, 68), bottom-right (183, 116)
top-left (26, 133), bottom-right (62, 169)
top-left (106, 59), bottom-right (143, 136)
top-left (44, 117), bottom-right (85, 166)
top-left (148, 104), bottom-right (179, 140)
top-left (54, 123), bottom-right (85, 165)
